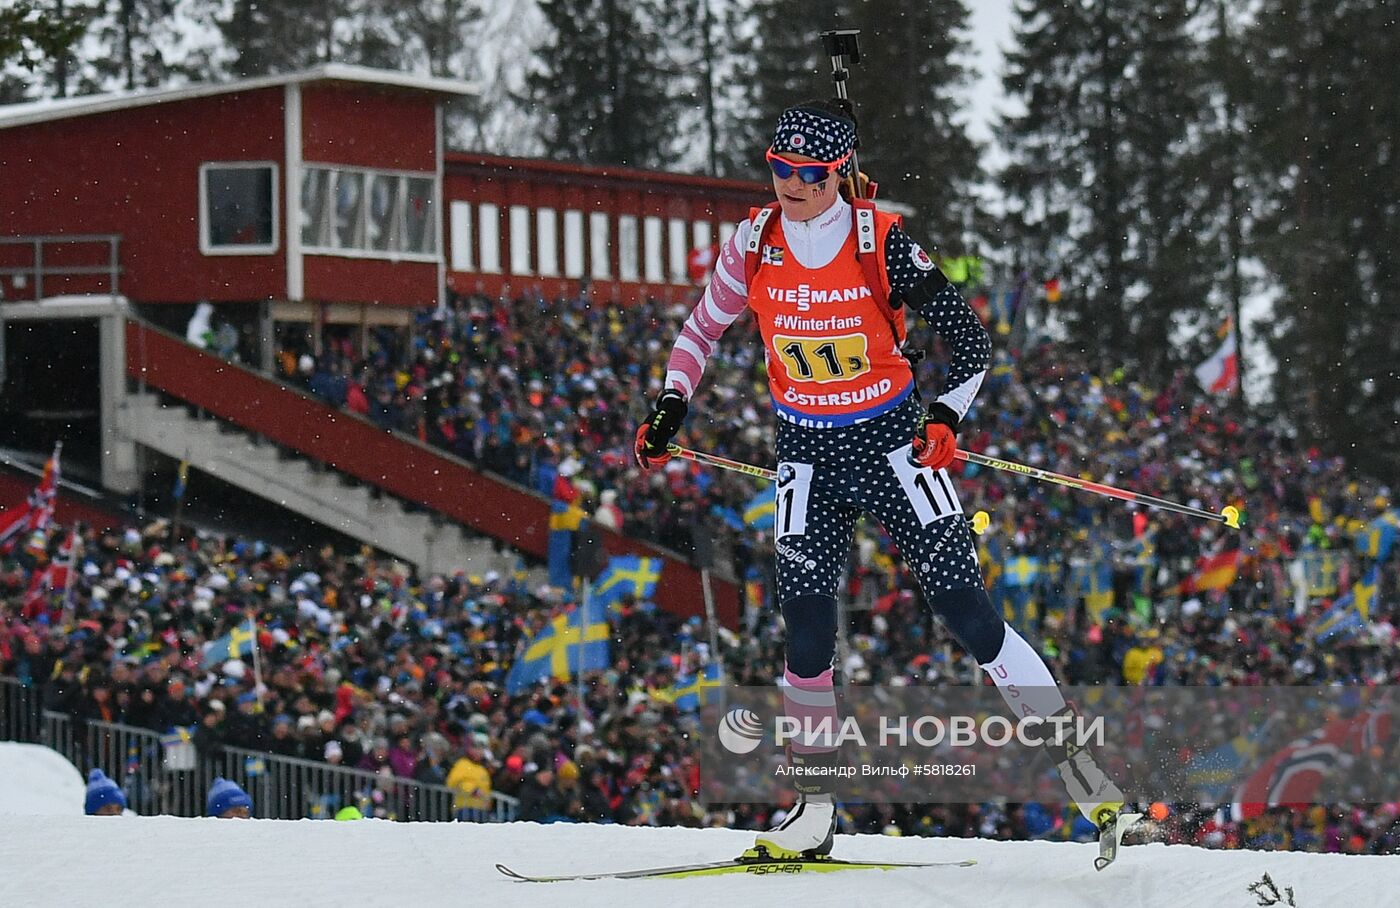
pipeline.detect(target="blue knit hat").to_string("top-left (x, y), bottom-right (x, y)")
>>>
top-left (85, 768), bottom-right (126, 815)
top-left (206, 777), bottom-right (253, 817)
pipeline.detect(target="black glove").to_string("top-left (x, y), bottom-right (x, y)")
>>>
top-left (634, 389), bottom-right (688, 470)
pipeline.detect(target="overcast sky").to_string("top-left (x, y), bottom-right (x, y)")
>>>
top-left (962, 0), bottom-right (1017, 150)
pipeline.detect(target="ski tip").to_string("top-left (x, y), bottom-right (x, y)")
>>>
top-left (495, 864), bottom-right (525, 881)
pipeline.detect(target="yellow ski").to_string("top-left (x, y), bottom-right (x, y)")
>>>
top-left (496, 856), bottom-right (976, 882)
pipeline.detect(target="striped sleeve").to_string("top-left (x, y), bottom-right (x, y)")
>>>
top-left (664, 220), bottom-right (751, 398)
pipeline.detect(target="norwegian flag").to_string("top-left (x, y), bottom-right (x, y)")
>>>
top-left (20, 562), bottom-right (52, 619)
top-left (1231, 710), bottom-right (1392, 821)
top-left (0, 443), bottom-right (62, 555)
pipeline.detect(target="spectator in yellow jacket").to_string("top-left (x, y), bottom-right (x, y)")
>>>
top-left (447, 743), bottom-right (493, 818)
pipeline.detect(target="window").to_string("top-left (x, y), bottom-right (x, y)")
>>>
top-left (334, 171), bottom-right (364, 249)
top-left (618, 216), bottom-right (639, 282)
top-left (367, 174), bottom-right (400, 251)
top-left (537, 208), bottom-right (559, 277)
top-left (719, 222), bottom-right (736, 248)
top-left (509, 205), bottom-right (532, 275)
top-left (478, 203), bottom-right (501, 273)
top-left (643, 216), bottom-right (664, 283)
top-left (200, 162), bottom-right (277, 255)
top-left (404, 177), bottom-right (435, 254)
top-left (669, 218), bottom-right (688, 284)
top-left (299, 164), bottom-right (438, 259)
top-left (300, 169), bottom-right (330, 248)
top-left (450, 201), bottom-right (473, 271)
top-left (589, 212), bottom-right (611, 279)
top-left (563, 210), bottom-right (585, 278)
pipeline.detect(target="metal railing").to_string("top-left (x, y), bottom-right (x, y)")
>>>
top-left (0, 677), bottom-right (517, 821)
top-left (0, 234), bottom-right (122, 301)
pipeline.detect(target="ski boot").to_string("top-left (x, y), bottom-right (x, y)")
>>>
top-left (1043, 705), bottom-right (1141, 870)
top-left (747, 793), bottom-right (836, 860)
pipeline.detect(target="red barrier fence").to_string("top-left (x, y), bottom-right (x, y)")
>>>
top-left (124, 320), bottom-right (738, 626)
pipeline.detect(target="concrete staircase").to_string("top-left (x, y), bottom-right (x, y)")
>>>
top-left (123, 393), bottom-right (511, 577)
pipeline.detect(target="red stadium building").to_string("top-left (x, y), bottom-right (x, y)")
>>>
top-left (0, 66), bottom-right (762, 625)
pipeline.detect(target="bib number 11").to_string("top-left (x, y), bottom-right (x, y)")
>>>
top-left (886, 445), bottom-right (964, 527)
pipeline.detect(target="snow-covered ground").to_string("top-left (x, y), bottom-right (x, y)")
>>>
top-left (1, 743), bottom-right (1392, 906)
top-left (0, 742), bottom-right (83, 817)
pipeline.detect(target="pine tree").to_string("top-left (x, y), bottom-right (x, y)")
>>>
top-left (842, 0), bottom-right (983, 249)
top-left (998, 0), bottom-right (1103, 360)
top-left (999, 0), bottom-right (1215, 384)
top-left (528, 0), bottom-right (682, 169)
top-left (79, 0), bottom-right (223, 92)
top-left (737, 0), bottom-right (846, 176)
top-left (1242, 0), bottom-right (1400, 472)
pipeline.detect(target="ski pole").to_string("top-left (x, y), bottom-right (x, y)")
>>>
top-left (666, 443), bottom-right (992, 534)
top-left (956, 448), bottom-right (1241, 528)
top-left (667, 443), bottom-right (1239, 530)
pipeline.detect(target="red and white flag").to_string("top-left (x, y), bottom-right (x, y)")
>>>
top-left (0, 443), bottom-right (61, 555)
top-left (1195, 325), bottom-right (1238, 395)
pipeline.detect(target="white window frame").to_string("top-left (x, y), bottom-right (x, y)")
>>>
top-left (618, 215), bottom-right (639, 282)
top-left (563, 209), bottom-right (585, 279)
top-left (590, 211), bottom-right (613, 279)
top-left (199, 161), bottom-right (280, 256)
top-left (509, 205), bottom-right (532, 275)
top-left (450, 201), bottom-right (473, 272)
top-left (589, 211), bottom-right (611, 280)
top-left (299, 161), bottom-right (440, 263)
top-left (478, 203), bottom-right (501, 273)
top-left (643, 216), bottom-right (664, 284)
top-left (537, 207), bottom-right (560, 277)
top-left (668, 217), bottom-right (688, 284)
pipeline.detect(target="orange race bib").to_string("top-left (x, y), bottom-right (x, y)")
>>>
top-left (748, 214), bottom-right (912, 428)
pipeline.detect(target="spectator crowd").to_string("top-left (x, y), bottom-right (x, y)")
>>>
top-left (3, 288), bottom-right (1398, 854)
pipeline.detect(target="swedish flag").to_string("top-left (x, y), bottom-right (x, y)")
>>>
top-left (670, 663), bottom-right (723, 712)
top-left (1355, 513), bottom-right (1398, 561)
top-left (592, 555), bottom-right (663, 610)
top-left (201, 618), bottom-right (257, 669)
top-left (1354, 566), bottom-right (1379, 621)
top-left (1003, 556), bottom-right (1041, 587)
top-left (505, 598), bottom-right (611, 693)
top-left (1072, 561), bottom-right (1115, 623)
top-left (744, 488), bottom-right (775, 530)
top-left (1301, 550), bottom-right (1339, 597)
top-left (1311, 592), bottom-right (1366, 643)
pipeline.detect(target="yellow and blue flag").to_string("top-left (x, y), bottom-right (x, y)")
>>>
top-left (506, 597), bottom-right (611, 693)
top-left (201, 618), bottom-right (257, 668)
top-left (744, 488), bottom-right (775, 530)
top-left (1002, 556), bottom-right (1041, 587)
top-left (1072, 562), bottom-right (1115, 623)
top-left (1311, 568), bottom-right (1377, 643)
top-left (1354, 565), bottom-right (1379, 621)
top-left (1355, 513), bottom-right (1398, 561)
top-left (1311, 593), bottom-right (1366, 643)
top-left (1300, 550), bottom-right (1340, 597)
top-left (592, 555), bottom-right (662, 610)
top-left (172, 460), bottom-right (190, 502)
top-left (670, 663), bottom-right (723, 712)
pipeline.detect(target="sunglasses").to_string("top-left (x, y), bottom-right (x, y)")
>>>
top-left (766, 148), bottom-right (852, 185)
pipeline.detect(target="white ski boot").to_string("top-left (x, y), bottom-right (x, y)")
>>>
top-left (750, 793), bottom-right (836, 859)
